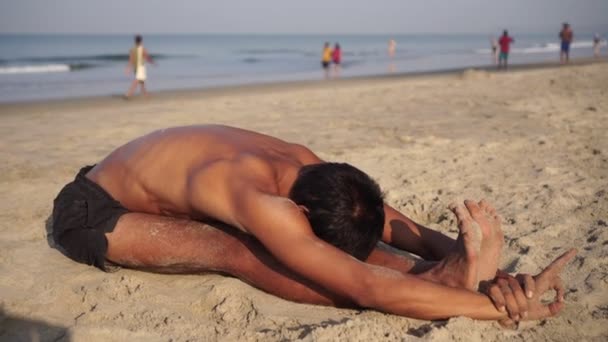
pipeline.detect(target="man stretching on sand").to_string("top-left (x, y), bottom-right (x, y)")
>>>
top-left (125, 35), bottom-right (154, 98)
top-left (51, 125), bottom-right (576, 326)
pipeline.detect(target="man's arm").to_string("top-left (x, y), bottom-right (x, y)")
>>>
top-left (125, 49), bottom-right (134, 74)
top-left (287, 144), bottom-right (457, 261)
top-left (381, 204), bottom-right (455, 260)
top-left (232, 187), bottom-right (507, 320)
top-left (143, 49), bottom-right (155, 65)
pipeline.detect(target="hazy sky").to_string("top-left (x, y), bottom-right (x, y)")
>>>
top-left (1, 0), bottom-right (606, 34)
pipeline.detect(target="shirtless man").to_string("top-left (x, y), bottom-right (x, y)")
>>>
top-left (559, 23), bottom-right (574, 64)
top-left (51, 125), bottom-right (575, 324)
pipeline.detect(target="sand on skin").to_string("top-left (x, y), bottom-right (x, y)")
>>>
top-left (0, 62), bottom-right (607, 341)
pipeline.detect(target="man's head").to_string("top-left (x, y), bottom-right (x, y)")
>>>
top-left (135, 35), bottom-right (143, 45)
top-left (289, 163), bottom-right (385, 260)
top-left (503, 30), bottom-right (508, 36)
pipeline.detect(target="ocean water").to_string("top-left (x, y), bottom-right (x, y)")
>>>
top-left (0, 33), bottom-right (604, 103)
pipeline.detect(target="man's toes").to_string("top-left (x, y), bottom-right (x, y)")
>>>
top-left (450, 203), bottom-right (473, 224)
top-left (493, 214), bottom-right (502, 225)
top-left (478, 199), bottom-right (495, 218)
top-left (464, 199), bottom-right (486, 222)
top-left (479, 199), bottom-right (497, 216)
top-left (478, 199), bottom-right (489, 212)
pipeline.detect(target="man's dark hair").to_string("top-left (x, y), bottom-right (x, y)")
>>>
top-left (135, 35), bottom-right (142, 44)
top-left (289, 163), bottom-right (385, 260)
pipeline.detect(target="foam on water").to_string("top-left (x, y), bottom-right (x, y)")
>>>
top-left (0, 64), bottom-right (71, 74)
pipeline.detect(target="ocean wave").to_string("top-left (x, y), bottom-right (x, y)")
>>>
top-left (242, 57), bottom-right (261, 64)
top-left (237, 48), bottom-right (309, 56)
top-left (0, 53), bottom-right (170, 66)
top-left (0, 63), bottom-right (97, 74)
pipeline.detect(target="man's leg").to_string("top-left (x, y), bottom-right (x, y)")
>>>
top-left (368, 199), bottom-right (503, 290)
top-left (105, 205), bottom-right (493, 306)
top-left (139, 81), bottom-right (148, 96)
top-left (105, 213), bottom-right (350, 306)
top-left (125, 80), bottom-right (138, 98)
top-left (366, 201), bottom-right (485, 291)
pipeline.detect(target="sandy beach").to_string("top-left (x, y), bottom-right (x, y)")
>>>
top-left (1, 61), bottom-right (607, 341)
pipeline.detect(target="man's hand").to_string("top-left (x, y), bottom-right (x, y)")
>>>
top-left (523, 249), bottom-right (576, 321)
top-left (486, 249), bottom-right (576, 327)
top-left (485, 273), bottom-right (532, 324)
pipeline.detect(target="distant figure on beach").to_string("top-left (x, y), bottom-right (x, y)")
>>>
top-left (593, 33), bottom-right (601, 58)
top-left (388, 39), bottom-right (397, 73)
top-left (332, 43), bottom-right (342, 78)
top-left (51, 124), bottom-right (577, 326)
top-left (321, 42), bottom-right (332, 79)
top-left (559, 23), bottom-right (573, 64)
top-left (490, 36), bottom-right (499, 65)
top-left (125, 35), bottom-right (154, 98)
top-left (388, 39), bottom-right (396, 59)
top-left (498, 30), bottom-right (514, 70)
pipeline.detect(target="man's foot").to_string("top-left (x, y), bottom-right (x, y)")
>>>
top-left (419, 203), bottom-right (482, 291)
top-left (464, 199), bottom-right (504, 282)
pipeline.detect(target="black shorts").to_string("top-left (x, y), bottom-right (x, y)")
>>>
top-left (322, 61), bottom-right (330, 69)
top-left (51, 165), bottom-right (129, 271)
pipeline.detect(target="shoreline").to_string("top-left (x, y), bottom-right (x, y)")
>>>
top-left (1, 56), bottom-right (606, 110)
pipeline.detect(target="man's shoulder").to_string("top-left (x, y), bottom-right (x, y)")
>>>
top-left (189, 153), bottom-right (279, 194)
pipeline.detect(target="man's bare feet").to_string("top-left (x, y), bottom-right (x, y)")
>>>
top-left (464, 199), bottom-right (504, 282)
top-left (419, 203), bottom-right (481, 290)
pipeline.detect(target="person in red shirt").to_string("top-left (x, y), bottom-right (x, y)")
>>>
top-left (498, 30), bottom-right (514, 70)
top-left (332, 43), bottom-right (342, 78)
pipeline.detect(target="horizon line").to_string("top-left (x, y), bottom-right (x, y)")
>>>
top-left (2, 30), bottom-right (606, 36)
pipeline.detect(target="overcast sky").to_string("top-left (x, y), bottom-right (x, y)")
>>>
top-left (1, 0), bottom-right (606, 34)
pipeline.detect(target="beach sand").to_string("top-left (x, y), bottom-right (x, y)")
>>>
top-left (1, 62), bottom-right (607, 341)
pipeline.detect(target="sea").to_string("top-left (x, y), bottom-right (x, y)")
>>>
top-left (0, 33), bottom-right (605, 103)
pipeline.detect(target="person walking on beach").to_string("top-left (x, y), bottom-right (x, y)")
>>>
top-left (498, 30), bottom-right (514, 70)
top-left (125, 35), bottom-right (155, 98)
top-left (332, 43), bottom-right (342, 78)
top-left (321, 42), bottom-right (332, 79)
top-left (593, 33), bottom-right (602, 58)
top-left (559, 23), bottom-right (573, 64)
top-left (51, 124), bottom-right (577, 326)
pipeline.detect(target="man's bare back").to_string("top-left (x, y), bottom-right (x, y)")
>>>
top-left (87, 125), bottom-right (318, 224)
top-left (51, 124), bottom-right (575, 325)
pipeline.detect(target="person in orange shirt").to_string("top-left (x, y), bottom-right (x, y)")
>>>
top-left (321, 42), bottom-right (332, 79)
